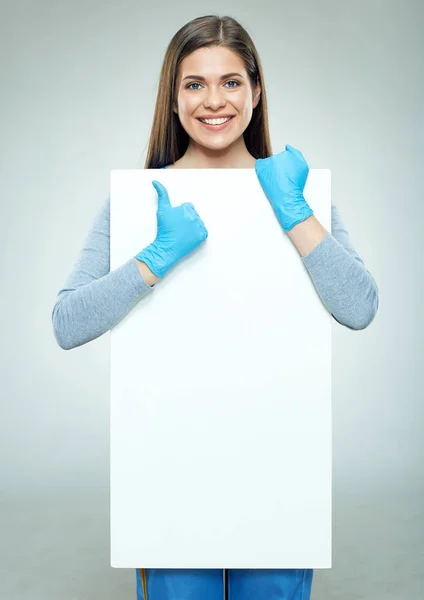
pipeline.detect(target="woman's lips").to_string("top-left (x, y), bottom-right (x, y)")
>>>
top-left (197, 116), bottom-right (235, 131)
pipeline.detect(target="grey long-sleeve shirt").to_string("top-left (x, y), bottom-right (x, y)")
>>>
top-left (51, 196), bottom-right (379, 350)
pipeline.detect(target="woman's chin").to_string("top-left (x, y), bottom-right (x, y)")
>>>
top-left (192, 134), bottom-right (239, 152)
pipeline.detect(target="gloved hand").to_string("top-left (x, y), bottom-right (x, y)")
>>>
top-left (254, 144), bottom-right (313, 231)
top-left (135, 181), bottom-right (208, 278)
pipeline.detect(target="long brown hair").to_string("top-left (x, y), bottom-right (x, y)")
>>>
top-left (143, 14), bottom-right (272, 168)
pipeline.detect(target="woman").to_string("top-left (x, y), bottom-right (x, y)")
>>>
top-left (52, 14), bottom-right (379, 600)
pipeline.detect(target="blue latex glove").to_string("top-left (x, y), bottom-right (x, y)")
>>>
top-left (254, 144), bottom-right (313, 231)
top-left (135, 181), bottom-right (208, 278)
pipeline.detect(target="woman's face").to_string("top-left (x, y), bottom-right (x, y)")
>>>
top-left (174, 46), bottom-right (261, 152)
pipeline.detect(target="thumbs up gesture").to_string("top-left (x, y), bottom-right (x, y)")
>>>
top-left (255, 144), bottom-right (313, 231)
top-left (135, 181), bottom-right (208, 279)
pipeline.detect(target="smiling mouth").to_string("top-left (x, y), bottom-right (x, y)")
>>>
top-left (196, 116), bottom-right (235, 129)
top-left (198, 116), bottom-right (234, 123)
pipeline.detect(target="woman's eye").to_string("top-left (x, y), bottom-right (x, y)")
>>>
top-left (186, 80), bottom-right (240, 90)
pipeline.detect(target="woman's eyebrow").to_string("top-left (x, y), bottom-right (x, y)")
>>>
top-left (182, 72), bottom-right (244, 82)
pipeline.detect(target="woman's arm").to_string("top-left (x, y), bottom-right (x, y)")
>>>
top-left (288, 205), bottom-right (379, 330)
top-left (135, 259), bottom-right (160, 286)
top-left (51, 197), bottom-right (155, 350)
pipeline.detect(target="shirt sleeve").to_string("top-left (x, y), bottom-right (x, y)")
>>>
top-left (51, 197), bottom-right (154, 350)
top-left (301, 204), bottom-right (379, 330)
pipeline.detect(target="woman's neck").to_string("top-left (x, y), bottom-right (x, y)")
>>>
top-left (170, 138), bottom-right (257, 169)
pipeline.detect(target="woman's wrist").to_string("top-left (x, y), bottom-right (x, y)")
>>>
top-left (134, 258), bottom-right (160, 286)
top-left (286, 215), bottom-right (329, 257)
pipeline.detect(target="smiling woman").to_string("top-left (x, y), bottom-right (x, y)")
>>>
top-left (144, 14), bottom-right (271, 170)
top-left (51, 11), bottom-right (379, 600)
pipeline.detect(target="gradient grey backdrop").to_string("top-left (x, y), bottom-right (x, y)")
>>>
top-left (1, 1), bottom-right (423, 598)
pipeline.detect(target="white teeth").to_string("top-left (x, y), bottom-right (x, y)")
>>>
top-left (199, 117), bottom-right (231, 125)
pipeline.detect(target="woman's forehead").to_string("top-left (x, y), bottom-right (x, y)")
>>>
top-left (177, 47), bottom-right (246, 80)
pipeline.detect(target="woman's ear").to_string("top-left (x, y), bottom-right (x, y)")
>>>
top-left (253, 83), bottom-right (261, 109)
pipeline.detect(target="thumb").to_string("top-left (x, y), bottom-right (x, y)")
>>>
top-left (286, 144), bottom-right (304, 160)
top-left (152, 180), bottom-right (171, 211)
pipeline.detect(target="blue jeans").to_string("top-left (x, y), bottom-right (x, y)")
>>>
top-left (136, 568), bottom-right (313, 599)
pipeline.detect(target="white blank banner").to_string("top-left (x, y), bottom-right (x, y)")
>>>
top-left (110, 168), bottom-right (332, 569)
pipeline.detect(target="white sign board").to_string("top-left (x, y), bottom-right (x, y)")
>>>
top-left (110, 168), bottom-right (332, 569)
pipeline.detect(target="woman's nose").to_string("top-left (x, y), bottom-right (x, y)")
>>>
top-left (204, 88), bottom-right (226, 109)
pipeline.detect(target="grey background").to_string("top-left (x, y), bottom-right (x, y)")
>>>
top-left (1, 0), bottom-right (422, 599)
